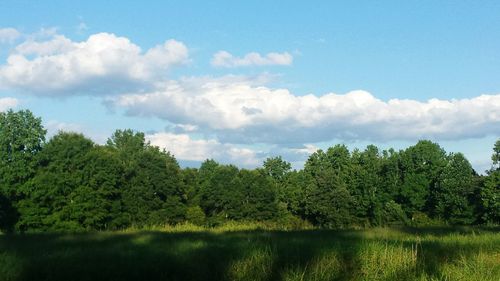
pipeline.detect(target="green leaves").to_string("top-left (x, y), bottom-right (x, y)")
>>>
top-left (433, 153), bottom-right (475, 224)
top-left (16, 133), bottom-right (96, 231)
top-left (304, 149), bottom-right (354, 228)
top-left (108, 129), bottom-right (185, 227)
top-left (0, 110), bottom-right (46, 232)
top-left (263, 156), bottom-right (291, 183)
top-left (1, 110), bottom-right (498, 232)
top-left (481, 138), bottom-right (500, 224)
top-left (0, 110), bottom-right (46, 195)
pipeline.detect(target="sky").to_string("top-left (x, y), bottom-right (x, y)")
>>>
top-left (0, 0), bottom-right (499, 172)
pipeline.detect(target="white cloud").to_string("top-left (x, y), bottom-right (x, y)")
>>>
top-left (14, 34), bottom-right (75, 56)
top-left (111, 78), bottom-right (500, 144)
top-left (0, 97), bottom-right (19, 111)
top-left (0, 32), bottom-right (189, 95)
top-left (146, 132), bottom-right (261, 167)
top-left (173, 124), bottom-right (198, 132)
top-left (290, 144), bottom-right (320, 155)
top-left (45, 120), bottom-right (85, 136)
top-left (211, 50), bottom-right (293, 67)
top-left (44, 120), bottom-right (110, 144)
top-left (0, 28), bottom-right (21, 44)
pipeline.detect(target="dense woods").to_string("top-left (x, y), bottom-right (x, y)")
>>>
top-left (0, 109), bottom-right (498, 232)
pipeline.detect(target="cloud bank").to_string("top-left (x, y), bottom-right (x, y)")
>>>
top-left (111, 78), bottom-right (500, 144)
top-left (0, 32), bottom-right (189, 95)
top-left (1, 30), bottom-right (498, 168)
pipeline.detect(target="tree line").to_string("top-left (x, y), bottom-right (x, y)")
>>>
top-left (0, 110), bottom-right (498, 232)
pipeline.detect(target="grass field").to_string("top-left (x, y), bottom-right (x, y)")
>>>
top-left (1, 224), bottom-right (499, 281)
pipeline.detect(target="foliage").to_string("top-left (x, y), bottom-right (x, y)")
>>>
top-left (434, 153), bottom-right (476, 224)
top-left (304, 146), bottom-right (354, 228)
top-left (185, 205), bottom-right (206, 225)
top-left (0, 110), bottom-right (45, 232)
top-left (382, 200), bottom-right (409, 225)
top-left (410, 212), bottom-right (445, 227)
top-left (106, 129), bottom-right (186, 227)
top-left (15, 132), bottom-right (97, 232)
top-left (1, 110), bottom-right (498, 232)
top-left (481, 139), bottom-right (500, 224)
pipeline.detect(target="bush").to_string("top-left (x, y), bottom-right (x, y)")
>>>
top-left (410, 212), bottom-right (445, 227)
top-left (185, 206), bottom-right (206, 226)
top-left (382, 201), bottom-right (409, 226)
top-left (275, 213), bottom-right (313, 230)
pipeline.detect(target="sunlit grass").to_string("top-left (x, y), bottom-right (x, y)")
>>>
top-left (121, 221), bottom-right (315, 233)
top-left (281, 251), bottom-right (342, 281)
top-left (228, 246), bottom-right (275, 281)
top-left (357, 241), bottom-right (418, 280)
top-left (0, 225), bottom-right (498, 281)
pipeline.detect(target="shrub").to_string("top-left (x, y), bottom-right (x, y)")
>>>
top-left (383, 200), bottom-right (409, 226)
top-left (410, 211), bottom-right (445, 227)
top-left (185, 205), bottom-right (206, 226)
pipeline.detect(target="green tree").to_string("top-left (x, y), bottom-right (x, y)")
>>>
top-left (107, 129), bottom-right (186, 226)
top-left (263, 156), bottom-right (292, 183)
top-left (106, 129), bottom-right (146, 157)
top-left (65, 146), bottom-right (125, 230)
top-left (185, 205), bottom-right (206, 225)
top-left (0, 194), bottom-right (14, 232)
top-left (181, 167), bottom-right (199, 205)
top-left (263, 156), bottom-right (299, 219)
top-left (382, 200), bottom-right (409, 225)
top-left (350, 145), bottom-right (385, 225)
top-left (380, 149), bottom-right (403, 199)
top-left (16, 132), bottom-right (94, 232)
top-left (197, 159), bottom-right (219, 185)
top-left (304, 168), bottom-right (353, 228)
top-left (492, 139), bottom-right (500, 166)
top-left (304, 147), bottom-right (354, 228)
top-left (199, 164), bottom-right (242, 220)
top-left (434, 153), bottom-right (475, 224)
top-left (238, 169), bottom-right (279, 220)
top-left (3, 109), bottom-right (492, 231)
top-left (481, 139), bottom-right (500, 224)
top-left (399, 140), bottom-right (447, 216)
top-left (0, 110), bottom-right (46, 231)
top-left (278, 170), bottom-right (309, 218)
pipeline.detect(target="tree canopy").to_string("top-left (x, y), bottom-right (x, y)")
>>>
top-left (0, 110), bottom-right (498, 233)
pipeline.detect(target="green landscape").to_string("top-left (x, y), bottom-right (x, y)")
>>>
top-left (0, 109), bottom-right (499, 280)
top-left (2, 1), bottom-right (500, 279)
top-left (1, 225), bottom-right (499, 281)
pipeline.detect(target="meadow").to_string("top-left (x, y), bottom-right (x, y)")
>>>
top-left (0, 224), bottom-right (499, 281)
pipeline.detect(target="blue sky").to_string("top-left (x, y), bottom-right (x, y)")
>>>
top-left (0, 1), bottom-right (499, 172)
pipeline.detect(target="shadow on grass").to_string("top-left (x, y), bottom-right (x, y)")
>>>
top-left (0, 227), bottom-right (498, 281)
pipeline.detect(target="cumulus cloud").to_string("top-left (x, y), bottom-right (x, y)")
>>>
top-left (43, 120), bottom-right (110, 144)
top-left (0, 97), bottom-right (19, 111)
top-left (211, 50), bottom-right (293, 67)
top-left (146, 132), bottom-right (261, 167)
top-left (111, 78), bottom-right (500, 144)
top-left (0, 32), bottom-right (189, 95)
top-left (0, 28), bottom-right (21, 44)
top-left (45, 120), bottom-right (85, 136)
top-left (290, 144), bottom-right (320, 155)
top-left (171, 124), bottom-right (198, 133)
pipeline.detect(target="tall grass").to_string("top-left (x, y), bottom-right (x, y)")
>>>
top-left (0, 225), bottom-right (498, 281)
top-left (121, 221), bottom-right (315, 233)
